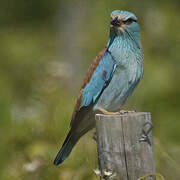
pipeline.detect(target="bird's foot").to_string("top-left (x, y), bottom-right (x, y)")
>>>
top-left (96, 107), bottom-right (120, 115)
top-left (97, 108), bottom-right (119, 115)
top-left (96, 108), bottom-right (136, 115)
top-left (119, 109), bottom-right (136, 114)
top-left (139, 121), bottom-right (153, 146)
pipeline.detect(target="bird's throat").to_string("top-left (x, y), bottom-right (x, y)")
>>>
top-left (107, 33), bottom-right (143, 65)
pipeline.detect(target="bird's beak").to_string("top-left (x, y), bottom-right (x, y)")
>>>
top-left (110, 16), bottom-right (121, 27)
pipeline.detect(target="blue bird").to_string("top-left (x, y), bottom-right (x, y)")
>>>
top-left (54, 10), bottom-right (144, 165)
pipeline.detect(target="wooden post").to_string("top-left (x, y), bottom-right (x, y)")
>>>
top-left (95, 112), bottom-right (155, 180)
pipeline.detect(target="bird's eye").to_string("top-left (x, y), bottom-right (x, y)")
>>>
top-left (123, 18), bottom-right (137, 25)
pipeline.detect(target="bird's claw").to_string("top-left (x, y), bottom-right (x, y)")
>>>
top-left (119, 109), bottom-right (136, 114)
top-left (139, 121), bottom-right (153, 146)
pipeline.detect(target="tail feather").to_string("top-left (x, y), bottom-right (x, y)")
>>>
top-left (53, 131), bottom-right (79, 165)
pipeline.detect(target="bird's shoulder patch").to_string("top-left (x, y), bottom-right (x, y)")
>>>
top-left (71, 48), bottom-right (106, 126)
top-left (102, 70), bottom-right (107, 81)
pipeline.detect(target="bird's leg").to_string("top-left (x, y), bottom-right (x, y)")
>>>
top-left (96, 107), bottom-right (120, 115)
top-left (119, 109), bottom-right (136, 114)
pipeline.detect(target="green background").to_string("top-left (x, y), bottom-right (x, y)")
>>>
top-left (0, 0), bottom-right (180, 179)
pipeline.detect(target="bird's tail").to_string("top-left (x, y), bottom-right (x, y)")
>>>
top-left (53, 130), bottom-right (80, 165)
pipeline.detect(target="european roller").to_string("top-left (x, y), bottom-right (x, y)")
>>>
top-left (54, 10), bottom-right (144, 165)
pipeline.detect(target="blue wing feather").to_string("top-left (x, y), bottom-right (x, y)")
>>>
top-left (81, 51), bottom-right (116, 107)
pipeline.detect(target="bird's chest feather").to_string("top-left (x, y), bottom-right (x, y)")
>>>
top-left (94, 38), bottom-right (143, 111)
top-left (94, 62), bottom-right (141, 111)
top-left (109, 36), bottom-right (143, 82)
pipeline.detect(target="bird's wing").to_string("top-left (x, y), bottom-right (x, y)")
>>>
top-left (70, 48), bottom-right (116, 127)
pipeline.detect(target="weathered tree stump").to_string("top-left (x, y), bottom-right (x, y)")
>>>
top-left (95, 112), bottom-right (155, 180)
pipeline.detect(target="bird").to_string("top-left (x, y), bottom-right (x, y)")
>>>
top-left (54, 10), bottom-right (144, 165)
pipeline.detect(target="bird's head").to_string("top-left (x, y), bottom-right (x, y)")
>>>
top-left (110, 10), bottom-right (139, 34)
top-left (109, 10), bottom-right (141, 48)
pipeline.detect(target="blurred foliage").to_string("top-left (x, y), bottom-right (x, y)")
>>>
top-left (0, 0), bottom-right (180, 179)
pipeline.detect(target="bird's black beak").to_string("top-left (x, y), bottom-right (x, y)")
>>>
top-left (110, 16), bottom-right (121, 26)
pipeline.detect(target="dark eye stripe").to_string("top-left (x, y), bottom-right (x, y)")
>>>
top-left (123, 18), bottom-right (137, 24)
